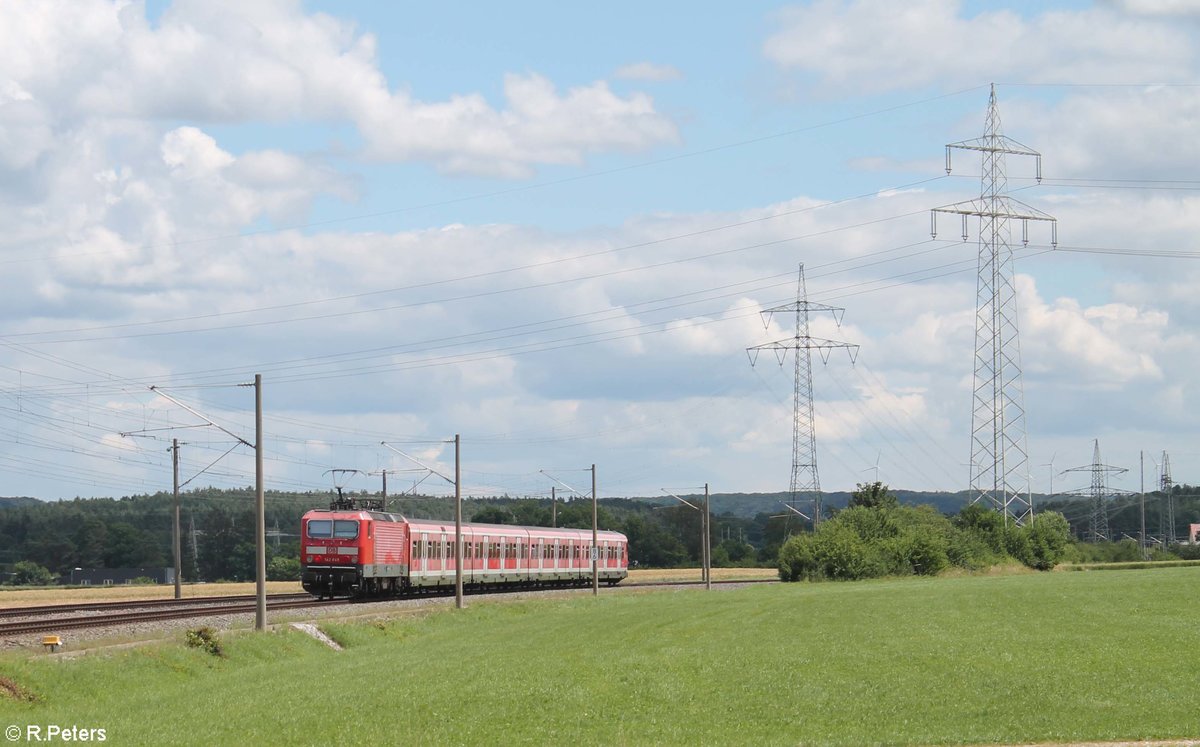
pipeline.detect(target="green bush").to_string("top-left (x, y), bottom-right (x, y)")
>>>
top-left (9, 560), bottom-right (55, 586)
top-left (1026, 512), bottom-right (1071, 570)
top-left (184, 627), bottom-right (224, 657)
top-left (1169, 544), bottom-right (1200, 560)
top-left (836, 505), bottom-right (899, 543)
top-left (811, 522), bottom-right (882, 580)
top-left (777, 503), bottom-right (1072, 582)
top-left (777, 533), bottom-right (816, 582)
top-left (267, 556), bottom-right (301, 581)
top-left (895, 529), bottom-right (950, 576)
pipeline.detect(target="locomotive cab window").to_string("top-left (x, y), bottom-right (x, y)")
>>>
top-left (307, 520), bottom-right (333, 538)
top-left (333, 520), bottom-right (359, 539)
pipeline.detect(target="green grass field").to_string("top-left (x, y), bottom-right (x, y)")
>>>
top-left (1, 569), bottom-right (1198, 745)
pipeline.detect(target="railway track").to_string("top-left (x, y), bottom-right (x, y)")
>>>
top-left (0, 596), bottom-right (335, 637)
top-left (0, 593), bottom-right (313, 619)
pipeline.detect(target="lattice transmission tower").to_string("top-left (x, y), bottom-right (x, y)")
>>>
top-left (747, 264), bottom-right (858, 526)
top-left (1062, 439), bottom-right (1127, 542)
top-left (931, 84), bottom-right (1057, 527)
top-left (1159, 450), bottom-right (1175, 545)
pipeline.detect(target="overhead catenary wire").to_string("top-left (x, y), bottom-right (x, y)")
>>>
top-left (4, 81), bottom-right (1195, 497)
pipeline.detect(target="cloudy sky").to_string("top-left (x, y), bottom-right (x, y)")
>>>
top-left (1, 0), bottom-right (1197, 504)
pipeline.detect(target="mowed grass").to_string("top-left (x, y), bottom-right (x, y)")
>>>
top-left (2, 569), bottom-right (1198, 746)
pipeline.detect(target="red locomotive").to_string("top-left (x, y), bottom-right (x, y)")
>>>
top-left (301, 505), bottom-right (629, 598)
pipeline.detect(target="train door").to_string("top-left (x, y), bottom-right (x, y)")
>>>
top-left (464, 531), bottom-right (474, 585)
top-left (419, 533), bottom-right (428, 577)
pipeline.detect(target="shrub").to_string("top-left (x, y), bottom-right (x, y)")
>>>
top-left (811, 523), bottom-right (883, 580)
top-left (895, 529), bottom-right (950, 576)
top-left (9, 561), bottom-right (55, 586)
top-left (267, 556), bottom-right (301, 581)
top-left (778, 502), bottom-right (1066, 582)
top-left (1002, 525), bottom-right (1035, 567)
top-left (954, 503), bottom-right (1007, 554)
top-left (836, 505), bottom-right (899, 543)
top-left (185, 627), bottom-right (224, 657)
top-left (1168, 544), bottom-right (1200, 560)
top-left (1026, 512), bottom-right (1071, 570)
top-left (777, 533), bottom-right (816, 582)
top-left (710, 546), bottom-right (731, 568)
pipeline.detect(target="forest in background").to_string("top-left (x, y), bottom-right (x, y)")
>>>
top-left (0, 484), bottom-right (1196, 583)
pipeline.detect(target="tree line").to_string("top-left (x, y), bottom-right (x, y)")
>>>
top-left (1, 482), bottom-right (1196, 585)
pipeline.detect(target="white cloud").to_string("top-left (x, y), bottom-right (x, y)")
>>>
top-left (0, 0), bottom-right (678, 178)
top-left (1, 1), bottom-right (1199, 500)
top-left (614, 62), bottom-right (683, 82)
top-left (358, 73), bottom-right (680, 177)
top-left (161, 127), bottom-right (235, 178)
top-left (1020, 275), bottom-right (1166, 387)
top-left (763, 0), bottom-right (1192, 93)
top-left (1106, 0), bottom-right (1200, 15)
top-left (1009, 88), bottom-right (1200, 181)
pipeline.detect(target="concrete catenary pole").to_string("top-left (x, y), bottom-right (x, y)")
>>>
top-left (704, 483), bottom-right (711, 591)
top-left (172, 438), bottom-right (182, 600)
top-left (455, 434), bottom-right (463, 609)
top-left (255, 374), bottom-right (266, 631)
top-left (591, 464), bottom-right (599, 596)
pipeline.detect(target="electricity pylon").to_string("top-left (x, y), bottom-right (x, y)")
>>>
top-left (1062, 439), bottom-right (1127, 542)
top-left (747, 264), bottom-right (859, 526)
top-left (931, 84), bottom-right (1057, 527)
top-left (1159, 451), bottom-right (1175, 545)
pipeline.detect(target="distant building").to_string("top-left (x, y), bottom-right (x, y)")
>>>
top-left (1190, 523), bottom-right (1200, 545)
top-left (65, 568), bottom-right (175, 586)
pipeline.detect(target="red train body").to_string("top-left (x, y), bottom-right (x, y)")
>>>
top-left (300, 508), bottom-right (629, 598)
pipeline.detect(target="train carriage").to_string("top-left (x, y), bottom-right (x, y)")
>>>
top-left (301, 508), bottom-right (628, 598)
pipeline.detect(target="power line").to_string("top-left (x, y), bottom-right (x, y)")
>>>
top-left (0, 86), bottom-right (988, 270)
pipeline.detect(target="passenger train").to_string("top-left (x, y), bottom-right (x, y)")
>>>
top-left (300, 504), bottom-right (629, 598)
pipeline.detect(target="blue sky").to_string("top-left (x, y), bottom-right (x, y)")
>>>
top-left (0, 0), bottom-right (1198, 510)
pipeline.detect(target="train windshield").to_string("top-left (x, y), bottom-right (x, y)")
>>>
top-left (307, 520), bottom-right (359, 539)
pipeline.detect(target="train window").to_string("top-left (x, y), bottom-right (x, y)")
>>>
top-left (368, 524), bottom-right (373, 539)
top-left (411, 540), bottom-right (419, 556)
top-left (333, 521), bottom-right (359, 539)
top-left (307, 520), bottom-right (332, 538)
